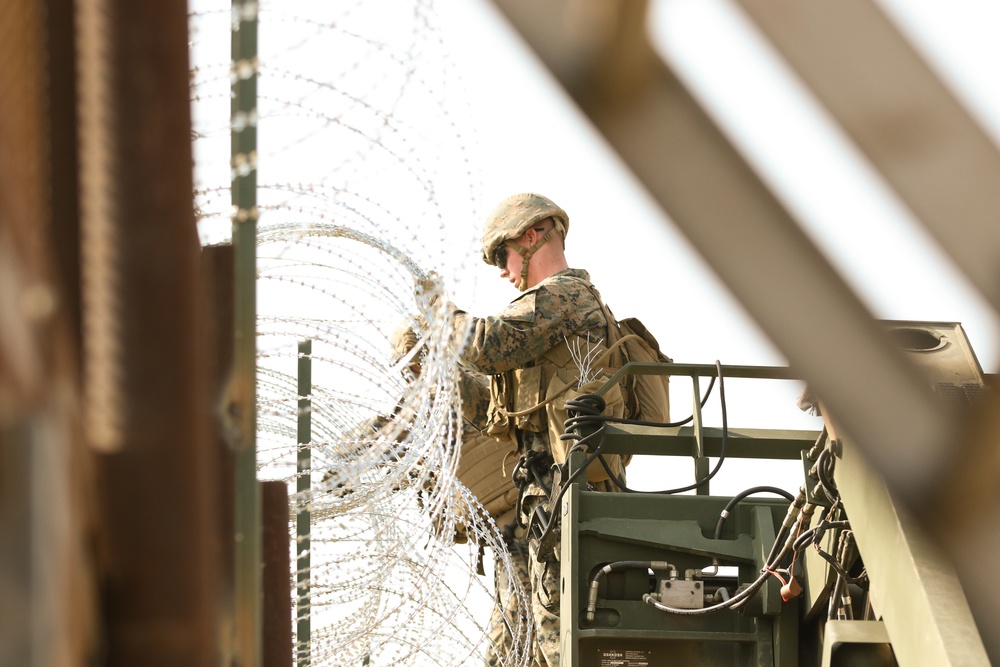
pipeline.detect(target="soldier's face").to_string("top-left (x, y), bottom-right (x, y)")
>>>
top-left (499, 243), bottom-right (523, 286)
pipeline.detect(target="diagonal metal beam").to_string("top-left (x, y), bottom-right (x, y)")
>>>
top-left (836, 432), bottom-right (990, 666)
top-left (735, 0), bottom-right (1000, 315)
top-left (488, 0), bottom-right (956, 506)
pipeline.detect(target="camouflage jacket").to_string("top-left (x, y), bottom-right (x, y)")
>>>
top-left (455, 268), bottom-right (607, 377)
top-left (454, 269), bottom-right (613, 450)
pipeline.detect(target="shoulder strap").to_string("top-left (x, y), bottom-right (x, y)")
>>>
top-left (562, 275), bottom-right (644, 418)
top-left (564, 276), bottom-right (625, 369)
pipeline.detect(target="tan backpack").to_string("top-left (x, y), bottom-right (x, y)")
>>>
top-left (612, 317), bottom-right (672, 422)
top-left (580, 282), bottom-right (672, 424)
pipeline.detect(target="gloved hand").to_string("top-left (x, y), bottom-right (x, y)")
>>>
top-left (390, 320), bottom-right (423, 376)
top-left (390, 321), bottom-right (419, 362)
top-left (414, 271), bottom-right (442, 315)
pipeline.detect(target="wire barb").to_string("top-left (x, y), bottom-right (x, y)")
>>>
top-left (566, 333), bottom-right (604, 386)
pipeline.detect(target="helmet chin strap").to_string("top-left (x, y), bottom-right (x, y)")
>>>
top-left (508, 221), bottom-right (564, 291)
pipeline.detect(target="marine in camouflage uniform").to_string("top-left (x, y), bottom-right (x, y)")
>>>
top-left (451, 193), bottom-right (627, 667)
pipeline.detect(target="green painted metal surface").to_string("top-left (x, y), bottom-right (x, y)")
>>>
top-left (231, 1), bottom-right (259, 664)
top-left (600, 424), bottom-right (819, 461)
top-left (835, 434), bottom-right (989, 666)
top-left (820, 620), bottom-right (892, 667)
top-left (560, 363), bottom-right (815, 666)
top-left (296, 340), bottom-right (312, 666)
top-left (561, 473), bottom-right (796, 667)
top-left (564, 361), bottom-right (987, 665)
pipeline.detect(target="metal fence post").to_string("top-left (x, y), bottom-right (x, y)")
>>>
top-left (231, 0), bottom-right (260, 664)
top-left (296, 340), bottom-right (313, 666)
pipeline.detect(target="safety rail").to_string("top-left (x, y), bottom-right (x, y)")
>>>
top-left (575, 362), bottom-right (820, 496)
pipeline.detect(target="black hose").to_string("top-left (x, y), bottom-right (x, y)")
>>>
top-left (623, 373), bottom-right (717, 428)
top-left (644, 569), bottom-right (771, 616)
top-left (792, 519), bottom-right (851, 553)
top-left (761, 487), bottom-right (807, 570)
top-left (565, 361), bottom-right (733, 496)
top-left (641, 360), bottom-right (730, 495)
top-left (806, 428), bottom-right (828, 460)
top-left (714, 486), bottom-right (795, 540)
top-left (588, 560), bottom-right (677, 620)
top-left (816, 447), bottom-right (840, 502)
top-left (531, 394), bottom-right (609, 546)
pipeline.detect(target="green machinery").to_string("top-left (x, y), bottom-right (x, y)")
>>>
top-left (556, 322), bottom-right (991, 667)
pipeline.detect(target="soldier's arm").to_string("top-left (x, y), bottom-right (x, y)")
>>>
top-left (456, 368), bottom-right (490, 432)
top-left (453, 290), bottom-right (578, 374)
top-left (454, 280), bottom-right (605, 374)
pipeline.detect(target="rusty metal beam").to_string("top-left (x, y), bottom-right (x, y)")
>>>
top-left (203, 244), bottom-right (238, 664)
top-left (735, 0), bottom-right (1000, 316)
top-left (0, 0), bottom-right (99, 664)
top-left (262, 481), bottom-right (294, 667)
top-left (77, 0), bottom-right (222, 663)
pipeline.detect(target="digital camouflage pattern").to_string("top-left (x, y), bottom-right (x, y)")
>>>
top-left (390, 321), bottom-right (492, 431)
top-left (480, 193), bottom-right (569, 267)
top-left (452, 268), bottom-right (619, 493)
top-left (457, 367), bottom-right (491, 432)
top-left (484, 480), bottom-right (617, 667)
top-left (387, 322), bottom-right (503, 536)
top-left (455, 269), bottom-right (605, 375)
top-left (389, 321), bottom-right (420, 363)
top-left (483, 505), bottom-right (561, 667)
top-left (453, 268), bottom-right (625, 667)
top-left (485, 524), bottom-right (532, 667)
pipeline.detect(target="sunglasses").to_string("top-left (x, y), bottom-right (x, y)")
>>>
top-left (493, 244), bottom-right (508, 268)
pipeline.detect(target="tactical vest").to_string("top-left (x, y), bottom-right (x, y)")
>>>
top-left (484, 325), bottom-right (630, 484)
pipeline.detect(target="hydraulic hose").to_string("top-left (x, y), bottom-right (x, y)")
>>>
top-left (586, 561), bottom-right (677, 621)
top-left (714, 486), bottom-right (796, 540)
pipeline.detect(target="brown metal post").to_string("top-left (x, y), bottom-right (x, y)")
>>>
top-left (79, 0), bottom-right (221, 663)
top-left (262, 480), bottom-right (294, 667)
top-left (0, 0), bottom-right (101, 664)
top-left (202, 244), bottom-right (237, 663)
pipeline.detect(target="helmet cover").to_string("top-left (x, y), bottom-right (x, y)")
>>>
top-left (481, 193), bottom-right (569, 266)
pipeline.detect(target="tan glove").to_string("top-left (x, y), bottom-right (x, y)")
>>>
top-left (390, 320), bottom-right (423, 376)
top-left (414, 271), bottom-right (442, 316)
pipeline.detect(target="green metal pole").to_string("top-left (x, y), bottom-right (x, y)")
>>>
top-left (296, 340), bottom-right (312, 667)
top-left (232, 1), bottom-right (260, 665)
top-left (691, 375), bottom-right (711, 495)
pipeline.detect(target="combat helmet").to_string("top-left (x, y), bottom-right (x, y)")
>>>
top-left (481, 193), bottom-right (569, 291)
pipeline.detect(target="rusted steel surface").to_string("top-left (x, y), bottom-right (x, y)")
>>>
top-left (0, 0), bottom-right (99, 664)
top-left (203, 243), bottom-right (237, 664)
top-left (262, 481), bottom-right (294, 667)
top-left (81, 0), bottom-right (221, 664)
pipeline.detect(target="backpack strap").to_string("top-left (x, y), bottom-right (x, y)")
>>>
top-left (564, 276), bottom-right (627, 370)
top-left (557, 276), bottom-right (642, 417)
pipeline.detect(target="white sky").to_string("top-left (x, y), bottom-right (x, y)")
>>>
top-left (195, 0), bottom-right (1000, 495)
top-left (435, 0), bottom-right (1000, 493)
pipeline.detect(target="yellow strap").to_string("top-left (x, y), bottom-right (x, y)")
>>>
top-left (511, 226), bottom-right (560, 291)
